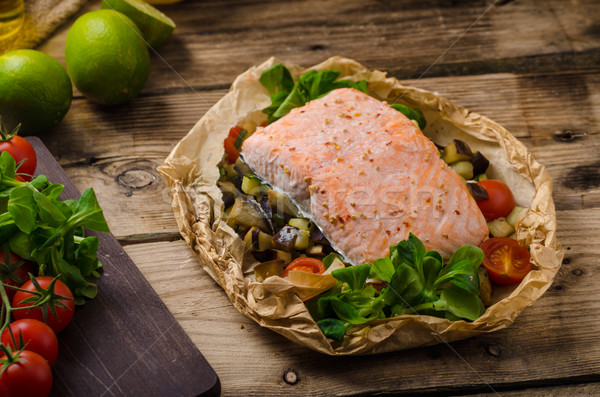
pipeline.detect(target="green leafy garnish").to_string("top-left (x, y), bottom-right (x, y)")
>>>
top-left (259, 64), bottom-right (369, 123)
top-left (0, 151), bottom-right (110, 303)
top-left (391, 104), bottom-right (427, 130)
top-left (314, 233), bottom-right (485, 342)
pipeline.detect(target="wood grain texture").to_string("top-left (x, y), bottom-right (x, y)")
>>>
top-left (40, 0), bottom-right (600, 92)
top-left (27, 137), bottom-right (220, 396)
top-left (25, 0), bottom-right (600, 394)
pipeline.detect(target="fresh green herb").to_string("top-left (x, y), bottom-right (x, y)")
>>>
top-left (314, 233), bottom-right (485, 342)
top-left (391, 104), bottom-right (427, 130)
top-left (259, 64), bottom-right (369, 123)
top-left (233, 128), bottom-right (247, 150)
top-left (0, 151), bottom-right (109, 305)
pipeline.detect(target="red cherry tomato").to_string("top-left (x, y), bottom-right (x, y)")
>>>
top-left (12, 277), bottom-right (75, 333)
top-left (223, 126), bottom-right (242, 163)
top-left (1, 319), bottom-right (59, 366)
top-left (476, 179), bottom-right (516, 221)
top-left (0, 135), bottom-right (37, 181)
top-left (0, 350), bottom-right (53, 397)
top-left (0, 251), bottom-right (35, 301)
top-left (480, 237), bottom-right (533, 285)
top-left (282, 258), bottom-right (326, 277)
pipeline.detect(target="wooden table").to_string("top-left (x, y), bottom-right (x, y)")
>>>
top-left (36, 0), bottom-right (600, 395)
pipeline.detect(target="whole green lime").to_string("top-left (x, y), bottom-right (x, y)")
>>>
top-left (65, 10), bottom-right (150, 106)
top-left (0, 49), bottom-right (72, 135)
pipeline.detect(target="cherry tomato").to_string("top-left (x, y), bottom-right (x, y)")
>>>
top-left (282, 258), bottom-right (326, 277)
top-left (476, 180), bottom-right (516, 221)
top-left (0, 350), bottom-right (53, 397)
top-left (0, 135), bottom-right (37, 181)
top-left (0, 251), bottom-right (35, 301)
top-left (480, 237), bottom-right (533, 285)
top-left (1, 319), bottom-right (59, 366)
top-left (12, 277), bottom-right (75, 333)
top-left (223, 126), bottom-right (242, 163)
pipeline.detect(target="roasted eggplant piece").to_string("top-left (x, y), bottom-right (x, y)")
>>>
top-left (227, 196), bottom-right (272, 233)
top-left (466, 182), bottom-right (489, 201)
top-left (470, 151), bottom-right (490, 176)
top-left (243, 227), bottom-right (273, 251)
top-left (217, 181), bottom-right (242, 208)
top-left (272, 225), bottom-right (299, 250)
top-left (310, 228), bottom-right (330, 245)
top-left (443, 139), bottom-right (473, 164)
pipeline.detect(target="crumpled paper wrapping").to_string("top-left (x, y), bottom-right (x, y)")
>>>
top-left (158, 56), bottom-right (563, 355)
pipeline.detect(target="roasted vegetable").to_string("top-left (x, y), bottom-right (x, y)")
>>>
top-left (450, 160), bottom-right (474, 180)
top-left (272, 225), bottom-right (299, 250)
top-left (227, 196), bottom-right (272, 233)
top-left (295, 229), bottom-right (311, 250)
top-left (241, 175), bottom-right (267, 197)
top-left (466, 182), bottom-right (489, 201)
top-left (487, 217), bottom-right (515, 238)
top-left (267, 189), bottom-right (299, 217)
top-left (443, 139), bottom-right (473, 164)
top-left (506, 206), bottom-right (526, 227)
top-left (243, 227), bottom-right (273, 251)
top-left (470, 151), bottom-right (490, 176)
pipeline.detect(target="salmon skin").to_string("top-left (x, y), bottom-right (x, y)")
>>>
top-left (241, 88), bottom-right (488, 265)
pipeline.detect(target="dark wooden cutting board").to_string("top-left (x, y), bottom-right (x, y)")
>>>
top-left (25, 137), bottom-right (220, 396)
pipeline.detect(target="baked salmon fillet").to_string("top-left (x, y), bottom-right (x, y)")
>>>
top-left (242, 88), bottom-right (488, 265)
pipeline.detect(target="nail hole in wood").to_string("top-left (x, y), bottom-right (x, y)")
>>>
top-left (554, 285), bottom-right (563, 291)
top-left (310, 44), bottom-right (325, 51)
top-left (562, 258), bottom-right (571, 265)
top-left (486, 344), bottom-right (502, 357)
top-left (283, 369), bottom-right (299, 385)
top-left (571, 269), bottom-right (583, 276)
top-left (554, 129), bottom-right (587, 142)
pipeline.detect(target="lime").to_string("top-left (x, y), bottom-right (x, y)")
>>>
top-left (0, 49), bottom-right (72, 135)
top-left (65, 10), bottom-right (150, 106)
top-left (101, 0), bottom-right (175, 48)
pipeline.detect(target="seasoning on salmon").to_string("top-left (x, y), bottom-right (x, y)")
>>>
top-left (241, 88), bottom-right (488, 265)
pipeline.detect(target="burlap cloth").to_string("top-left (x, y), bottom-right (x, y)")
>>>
top-left (0, 0), bottom-right (88, 54)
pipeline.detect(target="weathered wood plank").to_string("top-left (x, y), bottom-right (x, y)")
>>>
top-left (28, 137), bottom-right (220, 397)
top-left (39, 0), bottom-right (600, 94)
top-left (35, 69), bottom-right (600, 240)
top-left (125, 208), bottom-right (599, 396)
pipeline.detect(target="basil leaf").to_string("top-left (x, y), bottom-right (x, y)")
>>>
top-left (317, 318), bottom-right (346, 342)
top-left (74, 236), bottom-right (101, 277)
top-left (369, 256), bottom-right (394, 283)
top-left (391, 104), bottom-right (427, 130)
top-left (259, 63), bottom-right (294, 95)
top-left (8, 186), bottom-right (36, 234)
top-left (331, 263), bottom-right (371, 292)
top-left (330, 296), bottom-right (373, 325)
top-left (67, 188), bottom-right (110, 232)
top-left (433, 285), bottom-right (485, 321)
top-left (0, 151), bottom-right (16, 178)
top-left (322, 252), bottom-right (342, 270)
top-left (34, 190), bottom-right (67, 227)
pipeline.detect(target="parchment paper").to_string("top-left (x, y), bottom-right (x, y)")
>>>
top-left (158, 56), bottom-right (563, 355)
